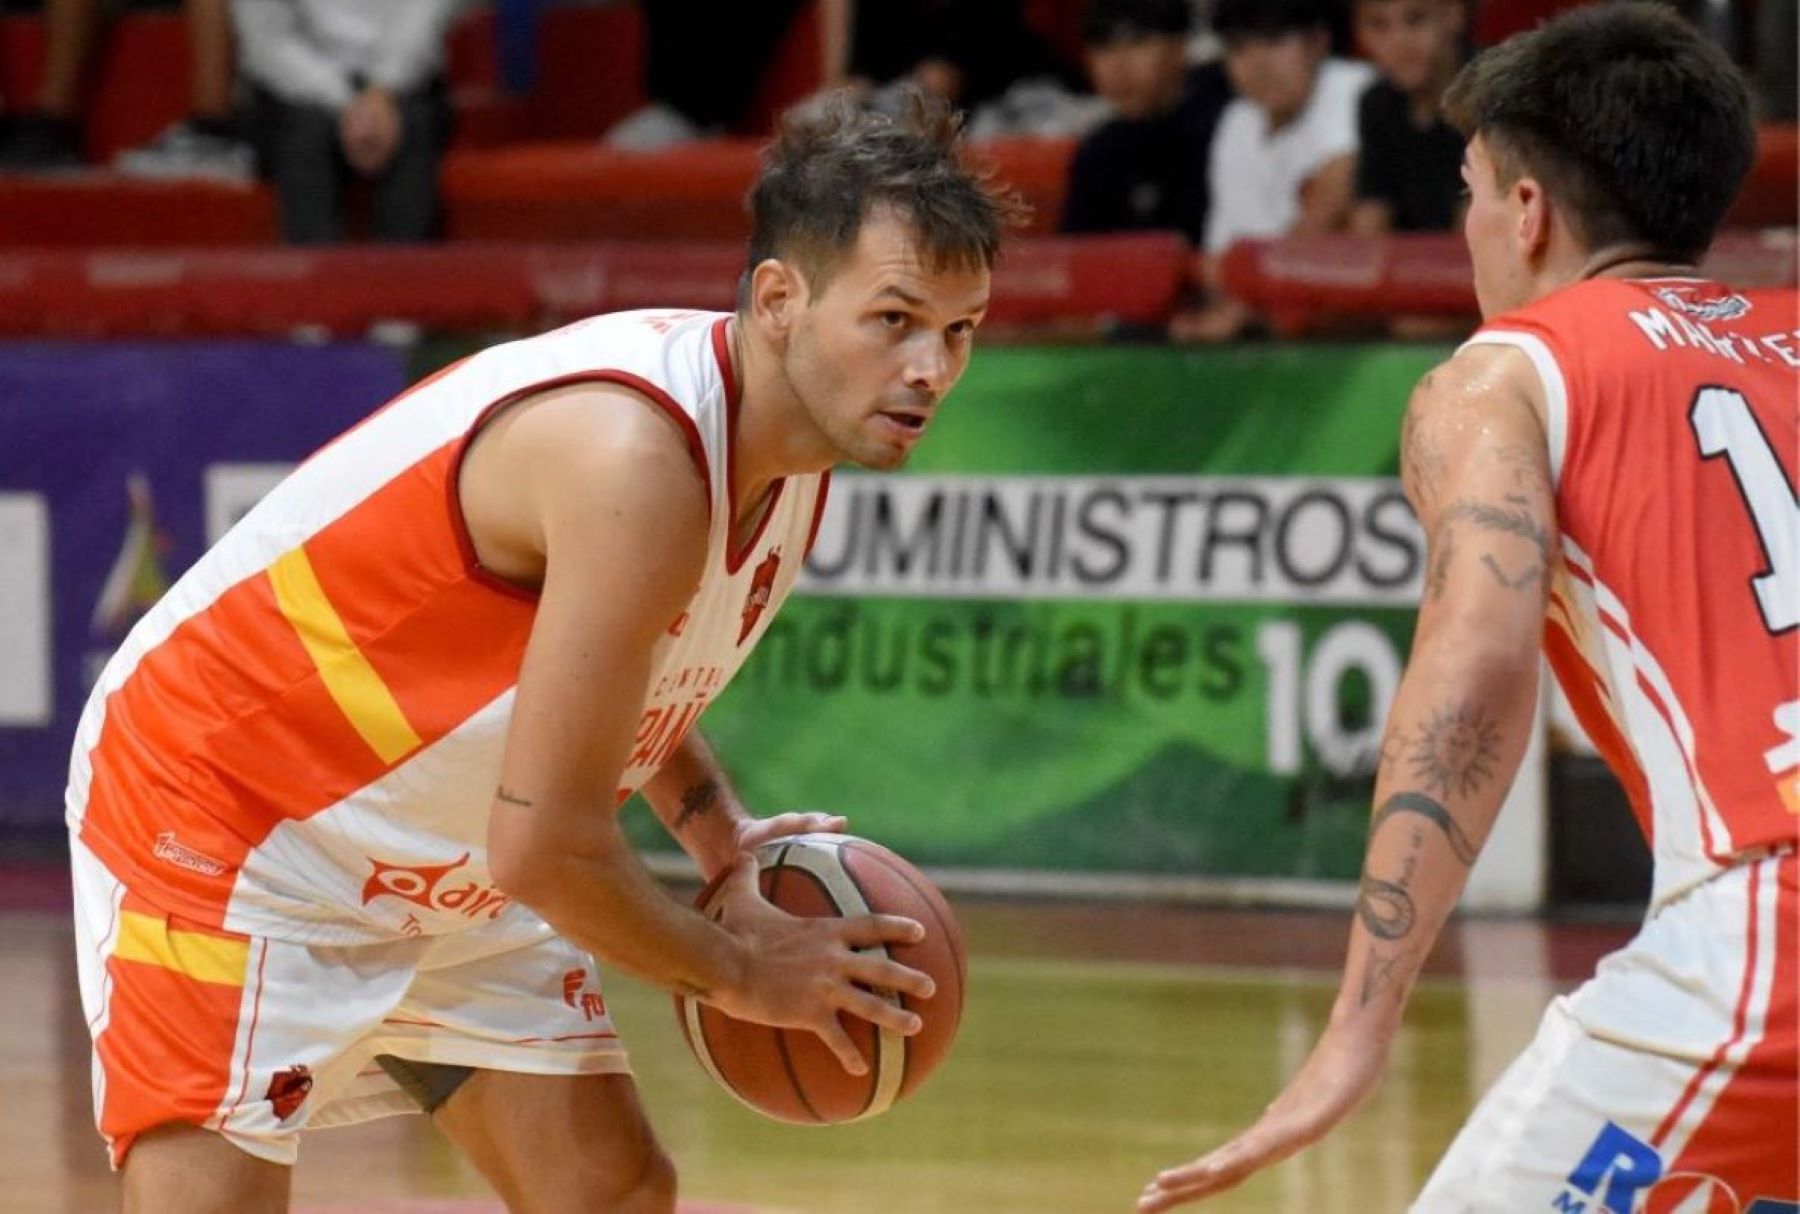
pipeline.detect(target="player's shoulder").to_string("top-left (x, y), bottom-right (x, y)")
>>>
top-left (1403, 345), bottom-right (1547, 465)
top-left (1408, 343), bottom-right (1542, 426)
top-left (508, 379), bottom-right (710, 501)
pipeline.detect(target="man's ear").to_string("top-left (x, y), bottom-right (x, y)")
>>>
top-left (1513, 174), bottom-right (1551, 262)
top-left (748, 258), bottom-right (807, 338)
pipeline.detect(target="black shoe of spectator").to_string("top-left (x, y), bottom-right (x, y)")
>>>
top-left (0, 112), bottom-right (83, 170)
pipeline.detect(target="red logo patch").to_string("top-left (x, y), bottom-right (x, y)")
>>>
top-left (562, 967), bottom-right (607, 1021)
top-left (360, 853), bottom-right (512, 922)
top-left (738, 548), bottom-right (782, 645)
top-left (265, 1065), bottom-right (312, 1121)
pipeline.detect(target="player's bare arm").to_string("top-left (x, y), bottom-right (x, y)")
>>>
top-left (1140, 344), bottom-right (1557, 1210)
top-left (640, 732), bottom-right (849, 881)
top-left (474, 385), bottom-right (930, 1074)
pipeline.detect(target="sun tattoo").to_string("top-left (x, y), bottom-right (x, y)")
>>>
top-left (1407, 705), bottom-right (1501, 799)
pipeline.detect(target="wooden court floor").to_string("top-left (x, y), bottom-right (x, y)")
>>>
top-left (0, 883), bottom-right (1629, 1214)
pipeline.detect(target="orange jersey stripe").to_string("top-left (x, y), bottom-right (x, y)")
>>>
top-left (80, 441), bottom-right (536, 927)
top-left (97, 896), bottom-right (255, 1165)
top-left (298, 441), bottom-right (535, 741)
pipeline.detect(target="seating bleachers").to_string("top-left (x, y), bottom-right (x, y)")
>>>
top-left (0, 5), bottom-right (1791, 251)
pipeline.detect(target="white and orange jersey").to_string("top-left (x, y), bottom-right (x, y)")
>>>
top-left (1466, 278), bottom-right (1799, 906)
top-left (65, 309), bottom-right (828, 945)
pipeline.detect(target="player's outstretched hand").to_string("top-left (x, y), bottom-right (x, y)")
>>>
top-left (732, 811), bottom-right (847, 855)
top-left (1137, 1024), bottom-right (1390, 1211)
top-left (709, 853), bottom-right (935, 1075)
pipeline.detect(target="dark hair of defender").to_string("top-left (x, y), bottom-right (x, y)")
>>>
top-left (743, 87), bottom-right (1027, 302)
top-left (1442, 2), bottom-right (1755, 262)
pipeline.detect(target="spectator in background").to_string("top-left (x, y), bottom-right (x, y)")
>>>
top-left (842, 0), bottom-right (1087, 136)
top-left (1754, 0), bottom-right (1796, 120)
top-left (606, 1), bottom-right (1089, 150)
top-left (1177, 0), bottom-right (1374, 341)
top-left (603, 1), bottom-right (812, 150)
top-left (234, 0), bottom-right (460, 244)
top-left (1349, 0), bottom-right (1466, 234)
top-left (0, 0), bottom-right (252, 177)
top-left (1061, 0), bottom-right (1232, 246)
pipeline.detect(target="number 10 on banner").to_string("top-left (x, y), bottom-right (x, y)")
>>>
top-left (1257, 620), bottom-right (1402, 779)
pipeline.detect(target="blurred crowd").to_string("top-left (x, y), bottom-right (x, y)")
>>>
top-left (0, 0), bottom-right (1789, 334)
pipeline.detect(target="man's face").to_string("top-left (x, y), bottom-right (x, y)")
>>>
top-left (782, 208), bottom-right (991, 471)
top-left (1086, 33), bottom-right (1189, 120)
top-left (1462, 135), bottom-right (1528, 318)
top-left (1222, 29), bottom-right (1327, 122)
top-left (1355, 0), bottom-right (1462, 95)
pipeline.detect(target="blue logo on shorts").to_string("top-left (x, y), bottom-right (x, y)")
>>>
top-left (1555, 1122), bottom-right (1662, 1213)
top-left (1553, 1122), bottom-right (1799, 1213)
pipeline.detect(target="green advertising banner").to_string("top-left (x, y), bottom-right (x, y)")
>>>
top-left (629, 343), bottom-right (1451, 882)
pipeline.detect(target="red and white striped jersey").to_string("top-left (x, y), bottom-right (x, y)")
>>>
top-left (1467, 278), bottom-right (1799, 906)
top-left (66, 310), bottom-right (828, 945)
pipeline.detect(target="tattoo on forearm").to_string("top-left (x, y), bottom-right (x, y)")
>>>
top-left (496, 786), bottom-right (533, 808)
top-left (1369, 791), bottom-right (1480, 866)
top-left (1406, 707), bottom-right (1501, 801)
top-left (1357, 873), bottom-right (1417, 941)
top-left (1481, 553), bottom-right (1544, 591)
top-left (1359, 945), bottom-right (1417, 1007)
top-left (675, 779), bottom-right (721, 831)
top-left (1354, 789), bottom-right (1479, 952)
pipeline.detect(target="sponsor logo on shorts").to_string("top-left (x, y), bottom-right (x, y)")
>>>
top-left (1554, 1121), bottom-right (1796, 1213)
top-left (360, 852), bottom-right (512, 922)
top-left (151, 831), bottom-right (227, 877)
top-left (265, 1065), bottom-right (312, 1122)
top-left (562, 967), bottom-right (606, 1021)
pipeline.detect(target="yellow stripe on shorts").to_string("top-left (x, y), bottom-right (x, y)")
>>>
top-left (269, 545), bottom-right (423, 764)
top-left (112, 911), bottom-right (249, 986)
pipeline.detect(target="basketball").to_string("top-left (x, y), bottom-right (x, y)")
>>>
top-left (675, 832), bottom-right (967, 1124)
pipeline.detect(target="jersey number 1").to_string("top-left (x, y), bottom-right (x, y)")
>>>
top-left (1691, 386), bottom-right (1799, 633)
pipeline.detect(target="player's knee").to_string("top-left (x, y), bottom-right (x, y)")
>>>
top-left (542, 1140), bottom-right (675, 1214)
top-left (623, 1146), bottom-right (678, 1214)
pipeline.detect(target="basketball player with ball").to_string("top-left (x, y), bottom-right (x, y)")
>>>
top-left (66, 88), bottom-right (1008, 1213)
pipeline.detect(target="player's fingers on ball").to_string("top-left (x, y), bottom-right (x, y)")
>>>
top-left (775, 812), bottom-right (840, 837)
top-left (836, 985), bottom-right (922, 1036)
top-left (813, 1017), bottom-right (870, 1075)
top-left (840, 912), bottom-right (925, 947)
top-left (846, 952), bottom-right (934, 999)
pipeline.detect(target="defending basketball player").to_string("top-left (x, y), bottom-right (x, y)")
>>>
top-left (67, 90), bottom-right (1013, 1213)
top-left (1142, 7), bottom-right (1797, 1210)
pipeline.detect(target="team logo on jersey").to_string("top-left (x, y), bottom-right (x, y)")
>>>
top-left (1654, 285), bottom-right (1751, 322)
top-left (265, 1065), bottom-right (312, 1122)
top-left (738, 548), bottom-right (782, 645)
top-left (360, 852), bottom-right (512, 921)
